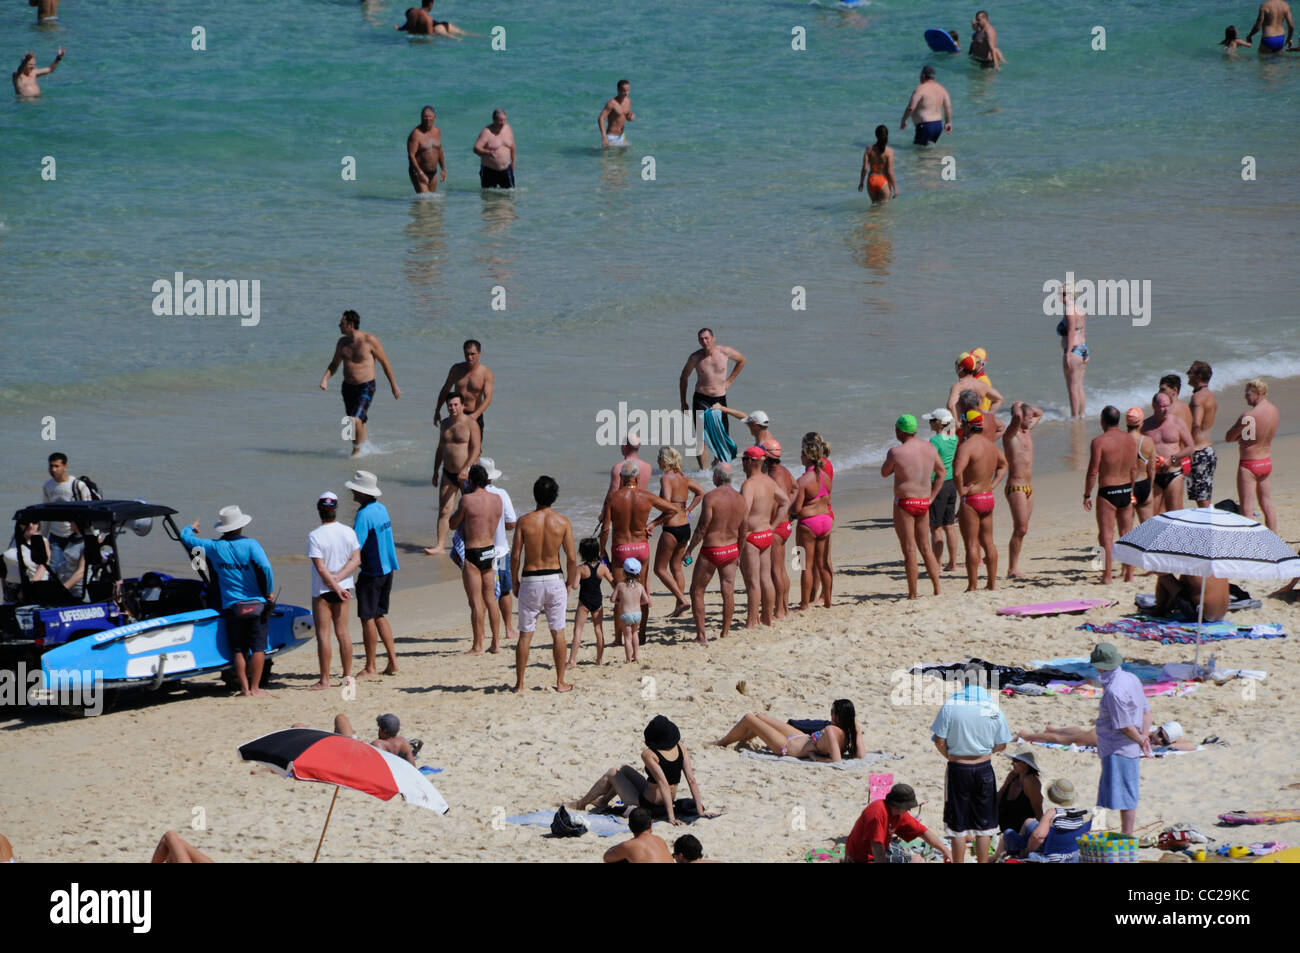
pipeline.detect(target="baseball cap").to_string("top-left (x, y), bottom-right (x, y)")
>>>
top-left (896, 414), bottom-right (918, 435)
top-left (1090, 642), bottom-right (1123, 671)
top-left (923, 408), bottom-right (954, 425)
top-left (743, 444), bottom-right (766, 460)
top-left (1125, 407), bottom-right (1144, 426)
top-left (317, 492), bottom-right (339, 509)
top-left (623, 557), bottom-right (642, 575)
top-left (761, 438), bottom-right (782, 458)
top-left (745, 410), bottom-right (771, 427)
top-left (376, 713), bottom-right (400, 735)
top-left (884, 783), bottom-right (918, 810)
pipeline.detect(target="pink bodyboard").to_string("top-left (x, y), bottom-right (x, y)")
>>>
top-left (869, 773), bottom-right (894, 803)
top-left (997, 599), bottom-right (1116, 617)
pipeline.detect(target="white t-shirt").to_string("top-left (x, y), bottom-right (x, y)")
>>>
top-left (485, 485), bottom-right (516, 561)
top-left (306, 521), bottom-right (361, 598)
top-left (42, 476), bottom-right (87, 538)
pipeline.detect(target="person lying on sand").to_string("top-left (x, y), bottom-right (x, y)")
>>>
top-left (151, 831), bottom-right (214, 863)
top-left (1015, 721), bottom-right (1194, 751)
top-left (293, 713), bottom-right (421, 766)
top-left (1154, 573), bottom-right (1229, 622)
top-left (711, 700), bottom-right (864, 762)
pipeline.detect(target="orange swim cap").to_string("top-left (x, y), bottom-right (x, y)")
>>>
top-left (1125, 407), bottom-right (1143, 426)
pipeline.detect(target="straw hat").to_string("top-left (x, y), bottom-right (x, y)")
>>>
top-left (212, 505), bottom-right (252, 534)
top-left (1047, 779), bottom-right (1077, 806)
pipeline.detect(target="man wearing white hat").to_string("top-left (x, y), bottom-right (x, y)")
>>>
top-left (480, 458), bottom-right (518, 641)
top-left (307, 492), bottom-right (361, 689)
top-left (347, 471), bottom-right (401, 676)
top-left (182, 506), bottom-right (275, 697)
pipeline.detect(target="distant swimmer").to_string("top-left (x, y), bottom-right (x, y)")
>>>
top-left (473, 109), bottom-right (516, 189)
top-left (1220, 25), bottom-right (1253, 49)
top-left (900, 66), bottom-right (953, 145)
top-left (407, 106), bottom-right (445, 194)
top-left (1084, 407), bottom-right (1138, 585)
top-left (597, 79), bottom-right (635, 148)
top-left (1245, 0), bottom-right (1293, 53)
top-left (434, 339), bottom-right (494, 436)
top-left (1057, 283), bottom-right (1087, 418)
top-left (969, 10), bottom-right (1007, 69)
top-left (320, 310), bottom-right (402, 457)
top-left (858, 125), bottom-right (898, 203)
top-left (1185, 361), bottom-right (1218, 509)
top-left (12, 48), bottom-right (64, 97)
top-left (396, 1), bottom-right (476, 39)
top-left (678, 327), bottom-right (747, 470)
top-left (1002, 402), bottom-right (1043, 579)
top-left (31, 0), bottom-right (59, 23)
top-left (1225, 379), bottom-right (1279, 531)
top-left (881, 414), bottom-right (944, 600)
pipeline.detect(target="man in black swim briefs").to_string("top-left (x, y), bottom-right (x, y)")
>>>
top-left (1084, 407), bottom-right (1137, 585)
top-left (678, 327), bottom-right (746, 469)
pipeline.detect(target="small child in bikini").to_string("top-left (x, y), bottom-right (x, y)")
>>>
top-left (611, 557), bottom-right (650, 662)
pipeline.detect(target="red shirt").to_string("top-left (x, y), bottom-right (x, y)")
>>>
top-left (845, 800), bottom-right (927, 863)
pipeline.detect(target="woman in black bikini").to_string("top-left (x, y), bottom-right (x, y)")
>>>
top-left (567, 537), bottom-right (613, 669)
top-left (566, 715), bottom-right (717, 825)
top-left (649, 447), bottom-right (704, 618)
top-left (712, 699), bottom-right (864, 762)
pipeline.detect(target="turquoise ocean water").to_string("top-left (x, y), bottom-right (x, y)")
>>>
top-left (2, 0), bottom-right (1298, 576)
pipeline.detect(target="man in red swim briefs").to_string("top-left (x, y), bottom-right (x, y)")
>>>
top-left (952, 411), bottom-right (1007, 592)
top-left (882, 414), bottom-right (945, 600)
top-left (601, 462), bottom-right (680, 645)
top-left (739, 445), bottom-right (790, 627)
top-left (684, 463), bottom-right (748, 644)
top-left (1226, 378), bottom-right (1280, 531)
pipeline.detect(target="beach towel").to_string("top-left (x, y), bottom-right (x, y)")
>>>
top-left (1218, 810), bottom-right (1300, 826)
top-left (1135, 591), bottom-right (1262, 615)
top-left (804, 843), bottom-right (846, 863)
top-left (506, 810), bottom-right (630, 837)
top-left (1079, 616), bottom-right (1286, 645)
top-left (701, 407), bottom-right (737, 463)
top-left (1023, 740), bottom-right (1202, 757)
top-left (738, 749), bottom-right (901, 771)
top-left (1042, 679), bottom-right (1200, 699)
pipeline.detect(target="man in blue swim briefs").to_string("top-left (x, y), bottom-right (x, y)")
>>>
top-left (900, 66), bottom-right (953, 145)
top-left (320, 310), bottom-right (402, 457)
top-left (1246, 0), bottom-right (1293, 52)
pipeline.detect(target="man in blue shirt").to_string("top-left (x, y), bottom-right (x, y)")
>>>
top-left (181, 505), bottom-right (275, 697)
top-left (931, 664), bottom-right (1011, 863)
top-left (346, 471), bottom-right (401, 676)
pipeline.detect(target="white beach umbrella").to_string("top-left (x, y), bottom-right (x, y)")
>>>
top-left (1112, 508), bottom-right (1300, 667)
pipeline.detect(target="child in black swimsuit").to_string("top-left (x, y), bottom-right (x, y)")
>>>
top-left (567, 538), bottom-right (613, 669)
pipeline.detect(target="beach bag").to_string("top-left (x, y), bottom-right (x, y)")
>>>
top-left (549, 806), bottom-right (587, 838)
top-left (1078, 831), bottom-right (1138, 863)
top-left (73, 476), bottom-right (103, 501)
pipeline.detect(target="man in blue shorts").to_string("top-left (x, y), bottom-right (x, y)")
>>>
top-left (320, 310), bottom-right (402, 458)
top-left (348, 471), bottom-right (401, 676)
top-left (900, 66), bottom-right (953, 145)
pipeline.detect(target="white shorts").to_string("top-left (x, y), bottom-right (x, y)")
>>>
top-left (517, 574), bottom-right (567, 633)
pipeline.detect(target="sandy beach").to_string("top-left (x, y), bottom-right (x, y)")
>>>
top-left (3, 426), bottom-right (1297, 864)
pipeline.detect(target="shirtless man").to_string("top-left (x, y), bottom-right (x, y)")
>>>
top-left (1003, 402), bottom-right (1043, 579)
top-left (946, 354), bottom-right (1004, 421)
top-left (449, 464), bottom-right (505, 654)
top-left (969, 10), bottom-right (1007, 69)
top-left (1083, 407), bottom-right (1138, 584)
top-left (30, 0), bottom-right (60, 23)
top-left (511, 476), bottom-right (576, 693)
top-left (1142, 393), bottom-right (1195, 513)
top-left (601, 464), bottom-right (679, 644)
top-left (952, 411), bottom-right (1007, 591)
top-left (473, 109), bottom-right (516, 189)
top-left (320, 310), bottom-right (402, 456)
top-left (739, 446), bottom-right (790, 627)
top-left (606, 433), bottom-right (652, 498)
top-left (602, 808), bottom-right (673, 863)
top-left (427, 393), bottom-right (480, 554)
top-left (684, 464), bottom-right (748, 644)
top-left (1126, 408), bottom-right (1158, 523)
top-left (678, 328), bottom-right (747, 469)
top-left (1246, 0), bottom-right (1294, 52)
top-left (881, 414), bottom-right (944, 599)
top-left (900, 65), bottom-right (953, 145)
top-left (434, 339), bottom-right (494, 437)
top-left (1159, 375), bottom-right (1195, 431)
top-left (1185, 361), bottom-right (1219, 508)
top-left (12, 47), bottom-right (64, 98)
top-left (332, 712), bottom-right (418, 765)
top-left (407, 105), bottom-right (445, 194)
top-left (397, 1), bottom-right (474, 39)
top-left (597, 79), bottom-right (636, 148)
top-left (1226, 379), bottom-right (1279, 530)
top-left (762, 439), bottom-right (797, 619)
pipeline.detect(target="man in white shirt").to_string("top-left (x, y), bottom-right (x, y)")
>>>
top-left (42, 452), bottom-right (89, 577)
top-left (481, 458), bottom-right (519, 641)
top-left (307, 492), bottom-right (361, 689)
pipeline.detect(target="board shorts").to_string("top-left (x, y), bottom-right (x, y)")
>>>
top-left (224, 602), bottom-right (269, 655)
top-left (494, 554), bottom-right (512, 600)
top-left (930, 480), bottom-right (958, 528)
top-left (356, 572), bottom-right (393, 621)
top-left (342, 379), bottom-right (376, 423)
top-left (943, 760), bottom-right (999, 837)
top-left (518, 571), bottom-right (566, 633)
top-left (479, 165), bottom-right (515, 189)
top-left (1188, 446), bottom-right (1217, 502)
top-left (1097, 753), bottom-right (1141, 811)
top-left (913, 120), bottom-right (943, 145)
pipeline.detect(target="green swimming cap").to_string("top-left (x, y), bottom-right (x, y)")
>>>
top-left (896, 414), bottom-right (918, 435)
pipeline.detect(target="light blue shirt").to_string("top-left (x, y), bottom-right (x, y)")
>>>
top-left (930, 684), bottom-right (1011, 757)
top-left (353, 500), bottom-right (399, 577)
top-left (180, 527), bottom-right (274, 610)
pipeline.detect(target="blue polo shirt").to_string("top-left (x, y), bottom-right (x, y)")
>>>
top-left (353, 500), bottom-right (399, 578)
top-left (180, 527), bottom-right (274, 610)
top-left (930, 684), bottom-right (1011, 757)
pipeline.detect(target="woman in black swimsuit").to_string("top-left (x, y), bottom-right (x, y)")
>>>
top-left (567, 537), bottom-right (613, 669)
top-left (995, 750), bottom-right (1043, 835)
top-left (566, 715), bottom-right (717, 825)
top-left (649, 447), bottom-right (704, 618)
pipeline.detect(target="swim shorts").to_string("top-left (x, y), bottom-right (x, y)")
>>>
top-left (1188, 446), bottom-right (1217, 502)
top-left (224, 603), bottom-right (269, 655)
top-left (930, 480), bottom-right (958, 528)
top-left (606, 134), bottom-right (627, 146)
top-left (913, 120), bottom-right (943, 145)
top-left (517, 572), bottom-right (567, 633)
top-left (342, 379), bottom-right (376, 423)
top-left (479, 166), bottom-right (515, 189)
top-left (943, 760), bottom-right (999, 837)
top-left (493, 554), bottom-right (512, 601)
top-left (356, 572), bottom-right (393, 621)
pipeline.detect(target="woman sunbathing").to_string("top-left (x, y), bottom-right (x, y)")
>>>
top-left (712, 699), bottom-right (863, 762)
top-left (1016, 721), bottom-right (1194, 750)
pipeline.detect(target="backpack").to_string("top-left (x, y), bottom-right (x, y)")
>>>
top-left (549, 805), bottom-right (587, 838)
top-left (73, 476), bottom-right (104, 501)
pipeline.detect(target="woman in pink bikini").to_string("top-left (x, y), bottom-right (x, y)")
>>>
top-left (712, 699), bottom-right (863, 762)
top-left (789, 432), bottom-right (834, 609)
